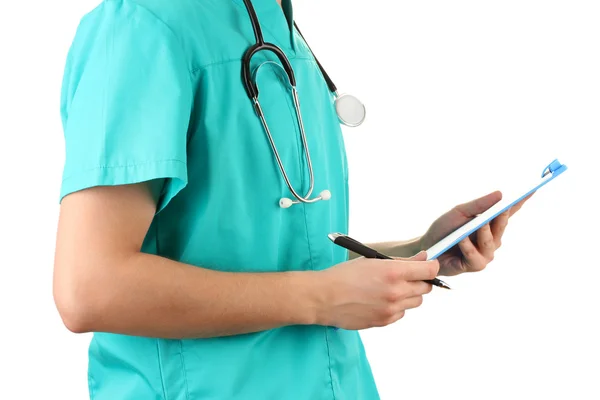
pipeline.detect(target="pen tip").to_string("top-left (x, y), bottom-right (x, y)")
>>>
top-left (435, 279), bottom-right (452, 290)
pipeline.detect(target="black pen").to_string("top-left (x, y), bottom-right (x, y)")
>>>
top-left (328, 233), bottom-right (451, 290)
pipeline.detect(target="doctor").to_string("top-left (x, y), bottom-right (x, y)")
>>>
top-left (54, 0), bottom-right (530, 398)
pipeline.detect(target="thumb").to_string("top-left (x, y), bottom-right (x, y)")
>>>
top-left (408, 251), bottom-right (428, 261)
top-left (455, 190), bottom-right (502, 217)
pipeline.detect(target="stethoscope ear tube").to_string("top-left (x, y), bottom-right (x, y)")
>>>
top-left (293, 23), bottom-right (337, 94)
top-left (294, 23), bottom-right (366, 127)
top-left (239, 0), bottom-right (364, 209)
top-left (242, 43), bottom-right (297, 101)
top-left (279, 190), bottom-right (331, 208)
top-left (242, 43), bottom-right (262, 100)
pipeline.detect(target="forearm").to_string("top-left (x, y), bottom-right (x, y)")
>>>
top-left (348, 237), bottom-right (422, 259)
top-left (58, 253), bottom-right (322, 339)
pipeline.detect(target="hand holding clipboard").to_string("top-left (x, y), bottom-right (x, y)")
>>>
top-left (420, 159), bottom-right (567, 276)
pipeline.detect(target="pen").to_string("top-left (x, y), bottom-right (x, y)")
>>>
top-left (328, 233), bottom-right (451, 290)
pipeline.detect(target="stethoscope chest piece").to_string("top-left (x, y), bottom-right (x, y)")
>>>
top-left (335, 93), bottom-right (366, 127)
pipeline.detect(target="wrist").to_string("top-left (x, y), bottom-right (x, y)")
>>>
top-left (286, 271), bottom-right (326, 326)
top-left (415, 236), bottom-right (425, 253)
top-left (392, 236), bottom-right (423, 258)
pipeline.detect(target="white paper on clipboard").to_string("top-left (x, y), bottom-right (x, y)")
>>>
top-left (425, 159), bottom-right (568, 261)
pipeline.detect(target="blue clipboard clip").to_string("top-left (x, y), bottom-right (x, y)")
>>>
top-left (542, 159), bottom-right (567, 178)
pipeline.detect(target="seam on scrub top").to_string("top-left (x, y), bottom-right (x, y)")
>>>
top-left (121, 0), bottom-right (195, 98)
top-left (61, 159), bottom-right (187, 182)
top-left (300, 203), bottom-right (315, 271)
top-left (178, 340), bottom-right (191, 400)
top-left (155, 339), bottom-right (168, 400)
top-left (324, 329), bottom-right (337, 400)
top-left (190, 56), bottom-right (315, 75)
top-left (122, 0), bottom-right (313, 88)
top-left (88, 372), bottom-right (97, 399)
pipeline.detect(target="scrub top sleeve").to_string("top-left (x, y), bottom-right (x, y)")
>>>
top-left (59, 2), bottom-right (193, 212)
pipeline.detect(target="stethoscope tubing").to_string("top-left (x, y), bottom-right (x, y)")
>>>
top-left (240, 0), bottom-right (349, 208)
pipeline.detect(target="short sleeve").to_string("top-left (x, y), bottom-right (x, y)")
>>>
top-left (59, 1), bottom-right (193, 212)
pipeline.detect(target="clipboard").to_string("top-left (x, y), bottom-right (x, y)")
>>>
top-left (425, 159), bottom-right (568, 260)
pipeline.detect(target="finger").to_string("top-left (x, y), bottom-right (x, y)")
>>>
top-left (385, 281), bottom-right (431, 303)
top-left (454, 191), bottom-right (502, 218)
top-left (395, 310), bottom-right (406, 322)
top-left (396, 259), bottom-right (440, 281)
top-left (394, 251), bottom-right (427, 262)
top-left (385, 280), bottom-right (431, 303)
top-left (491, 210), bottom-right (510, 246)
top-left (476, 223), bottom-right (495, 261)
top-left (509, 193), bottom-right (534, 216)
top-left (399, 295), bottom-right (424, 310)
top-left (409, 251), bottom-right (428, 261)
top-left (457, 236), bottom-right (487, 272)
top-left (405, 280), bottom-right (433, 297)
top-left (378, 310), bottom-right (406, 327)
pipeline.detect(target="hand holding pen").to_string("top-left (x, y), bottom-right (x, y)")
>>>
top-left (328, 233), bottom-right (451, 290)
top-left (316, 234), bottom-right (445, 330)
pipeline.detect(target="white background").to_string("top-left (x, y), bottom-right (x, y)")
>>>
top-left (0, 0), bottom-right (598, 399)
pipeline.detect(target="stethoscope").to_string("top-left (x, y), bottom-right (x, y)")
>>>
top-left (240, 0), bottom-right (366, 209)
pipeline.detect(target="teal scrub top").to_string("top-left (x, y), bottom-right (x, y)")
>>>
top-left (60, 0), bottom-right (379, 398)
